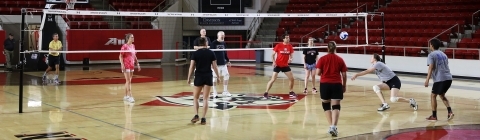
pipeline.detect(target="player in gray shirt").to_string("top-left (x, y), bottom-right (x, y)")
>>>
top-left (351, 53), bottom-right (418, 111)
top-left (424, 38), bottom-right (454, 121)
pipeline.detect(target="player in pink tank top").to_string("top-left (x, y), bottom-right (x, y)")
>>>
top-left (121, 43), bottom-right (136, 71)
top-left (119, 33), bottom-right (140, 103)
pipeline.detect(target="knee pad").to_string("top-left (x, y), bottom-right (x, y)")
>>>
top-left (332, 105), bottom-right (341, 110)
top-left (373, 85), bottom-right (381, 94)
top-left (390, 97), bottom-right (398, 103)
top-left (223, 74), bottom-right (229, 80)
top-left (322, 102), bottom-right (331, 111)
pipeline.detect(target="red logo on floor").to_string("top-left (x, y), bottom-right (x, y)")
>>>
top-left (141, 92), bottom-right (306, 110)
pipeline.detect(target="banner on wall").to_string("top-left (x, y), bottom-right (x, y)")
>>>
top-left (0, 30), bottom-right (5, 64)
top-left (65, 29), bottom-right (163, 62)
top-left (198, 0), bottom-right (245, 26)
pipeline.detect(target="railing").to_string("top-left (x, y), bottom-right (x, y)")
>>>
top-left (341, 3), bottom-right (367, 27)
top-left (300, 24), bottom-right (329, 45)
top-left (428, 24), bottom-right (459, 50)
top-left (152, 0), bottom-right (167, 12)
top-left (108, 3), bottom-right (116, 11)
top-left (68, 20), bottom-right (154, 29)
top-left (376, 0), bottom-right (380, 10)
top-left (348, 3), bottom-right (367, 13)
top-left (246, 10), bottom-right (260, 46)
top-left (0, 17), bottom-right (3, 30)
top-left (473, 10), bottom-right (480, 32)
top-left (254, 41), bottom-right (480, 60)
top-left (184, 0), bottom-right (199, 25)
top-left (246, 0), bottom-right (271, 48)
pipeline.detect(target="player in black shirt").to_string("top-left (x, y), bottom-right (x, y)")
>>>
top-left (302, 37), bottom-right (319, 94)
top-left (210, 31), bottom-right (232, 98)
top-left (187, 37), bottom-right (220, 125)
top-left (190, 29), bottom-right (211, 85)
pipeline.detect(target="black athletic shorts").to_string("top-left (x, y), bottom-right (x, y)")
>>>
top-left (273, 66), bottom-right (291, 73)
top-left (320, 83), bottom-right (344, 100)
top-left (383, 76), bottom-right (402, 90)
top-left (48, 55), bottom-right (60, 67)
top-left (194, 74), bottom-right (213, 87)
top-left (432, 80), bottom-right (452, 94)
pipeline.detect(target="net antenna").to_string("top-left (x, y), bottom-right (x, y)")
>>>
top-left (66, 0), bottom-right (77, 10)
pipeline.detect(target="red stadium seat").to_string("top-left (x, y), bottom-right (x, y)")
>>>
top-left (78, 22), bottom-right (89, 29)
top-left (68, 22), bottom-right (79, 29)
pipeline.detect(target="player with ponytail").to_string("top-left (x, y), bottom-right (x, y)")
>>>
top-left (351, 53), bottom-right (418, 111)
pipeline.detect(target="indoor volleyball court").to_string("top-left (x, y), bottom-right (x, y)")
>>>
top-left (0, 0), bottom-right (479, 139)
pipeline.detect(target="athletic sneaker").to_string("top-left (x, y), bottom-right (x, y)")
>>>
top-left (377, 103), bottom-right (390, 111)
top-left (328, 127), bottom-right (338, 137)
top-left (127, 96), bottom-right (135, 103)
top-left (312, 88), bottom-right (317, 94)
top-left (263, 92), bottom-right (269, 99)
top-left (191, 115), bottom-right (199, 123)
top-left (123, 96), bottom-right (130, 101)
top-left (54, 79), bottom-right (60, 84)
top-left (447, 113), bottom-right (454, 120)
top-left (426, 115), bottom-right (437, 121)
top-left (200, 118), bottom-right (206, 125)
top-left (303, 88), bottom-right (308, 94)
top-left (42, 75), bottom-right (47, 81)
top-left (410, 98), bottom-right (418, 111)
top-left (289, 91), bottom-right (297, 98)
top-left (211, 92), bottom-right (218, 98)
top-left (222, 91), bottom-right (232, 97)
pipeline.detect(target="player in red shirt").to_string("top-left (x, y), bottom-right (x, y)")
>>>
top-left (316, 41), bottom-right (347, 137)
top-left (263, 34), bottom-right (296, 99)
top-left (119, 33), bottom-right (141, 103)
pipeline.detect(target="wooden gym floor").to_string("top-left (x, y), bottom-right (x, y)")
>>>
top-left (0, 63), bottom-right (479, 140)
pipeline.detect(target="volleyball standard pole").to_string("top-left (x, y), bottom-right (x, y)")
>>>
top-left (381, 12), bottom-right (386, 63)
top-left (19, 8), bottom-right (27, 113)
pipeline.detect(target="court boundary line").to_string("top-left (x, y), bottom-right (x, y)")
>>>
top-left (1, 90), bottom-right (163, 140)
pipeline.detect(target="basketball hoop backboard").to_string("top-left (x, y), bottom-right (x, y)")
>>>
top-left (45, 0), bottom-right (89, 4)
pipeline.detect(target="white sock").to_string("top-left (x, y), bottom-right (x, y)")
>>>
top-left (54, 75), bottom-right (58, 79)
top-left (223, 85), bottom-right (228, 92)
top-left (43, 72), bottom-right (47, 76)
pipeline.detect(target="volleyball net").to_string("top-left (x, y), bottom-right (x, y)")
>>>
top-left (18, 9), bottom-right (380, 63)
top-left (15, 8), bottom-right (387, 113)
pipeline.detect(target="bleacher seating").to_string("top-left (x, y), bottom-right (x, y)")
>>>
top-left (0, 0), bottom-right (166, 29)
top-left (284, 0), bottom-right (479, 60)
top-left (0, 1), bottom-right (45, 15)
top-left (273, 0), bottom-right (480, 60)
top-left (51, 4), bottom-right (111, 29)
top-left (278, 0), bottom-right (379, 46)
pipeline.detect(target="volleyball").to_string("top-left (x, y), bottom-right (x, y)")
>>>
top-left (339, 31), bottom-right (349, 40)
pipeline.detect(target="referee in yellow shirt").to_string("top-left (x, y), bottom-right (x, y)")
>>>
top-left (42, 33), bottom-right (62, 83)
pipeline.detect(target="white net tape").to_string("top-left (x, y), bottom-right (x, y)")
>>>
top-left (22, 45), bottom-right (370, 54)
top-left (42, 9), bottom-right (367, 18)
